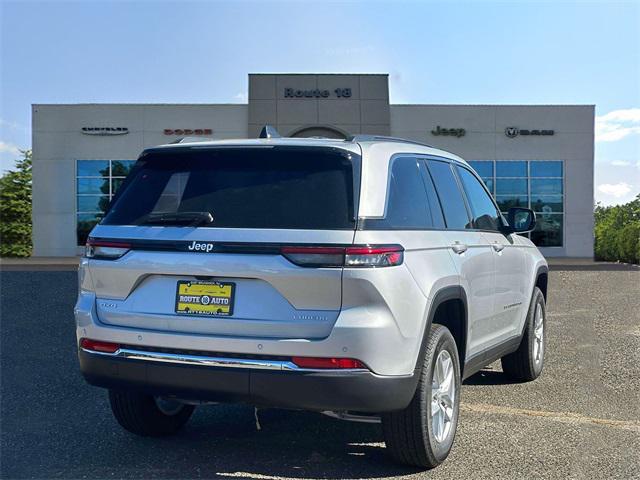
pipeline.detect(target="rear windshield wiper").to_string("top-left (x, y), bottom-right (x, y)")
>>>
top-left (139, 211), bottom-right (214, 227)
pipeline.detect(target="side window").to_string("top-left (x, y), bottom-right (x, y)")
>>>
top-left (455, 166), bottom-right (501, 231)
top-left (367, 157), bottom-right (433, 229)
top-left (426, 160), bottom-right (471, 230)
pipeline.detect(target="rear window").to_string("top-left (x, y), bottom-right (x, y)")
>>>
top-left (102, 146), bottom-right (356, 230)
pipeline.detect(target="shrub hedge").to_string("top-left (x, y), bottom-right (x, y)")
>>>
top-left (0, 150), bottom-right (32, 257)
top-left (594, 194), bottom-right (640, 265)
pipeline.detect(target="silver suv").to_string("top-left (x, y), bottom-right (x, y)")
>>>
top-left (75, 130), bottom-right (548, 469)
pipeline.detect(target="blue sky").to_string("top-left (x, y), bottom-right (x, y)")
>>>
top-left (1, 0), bottom-right (638, 205)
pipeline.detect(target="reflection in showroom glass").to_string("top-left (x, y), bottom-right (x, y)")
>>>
top-left (496, 161), bottom-right (527, 177)
top-left (496, 178), bottom-right (528, 195)
top-left (531, 213), bottom-right (563, 247)
top-left (469, 160), bottom-right (564, 247)
top-left (76, 160), bottom-right (135, 245)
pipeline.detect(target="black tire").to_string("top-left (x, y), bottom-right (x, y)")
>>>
top-left (108, 390), bottom-right (195, 437)
top-left (382, 324), bottom-right (461, 469)
top-left (501, 286), bottom-right (546, 381)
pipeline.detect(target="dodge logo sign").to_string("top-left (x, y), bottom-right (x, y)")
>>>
top-left (505, 127), bottom-right (554, 138)
top-left (164, 129), bottom-right (213, 136)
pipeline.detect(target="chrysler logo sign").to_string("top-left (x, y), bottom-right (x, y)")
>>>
top-left (81, 127), bottom-right (129, 136)
top-left (505, 127), bottom-right (554, 138)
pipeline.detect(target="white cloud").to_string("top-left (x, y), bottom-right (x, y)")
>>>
top-left (611, 160), bottom-right (631, 166)
top-left (233, 92), bottom-right (248, 103)
top-left (597, 182), bottom-right (633, 198)
top-left (0, 141), bottom-right (21, 156)
top-left (595, 108), bottom-right (640, 142)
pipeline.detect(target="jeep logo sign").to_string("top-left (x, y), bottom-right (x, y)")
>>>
top-left (505, 127), bottom-right (554, 138)
top-left (431, 126), bottom-right (466, 138)
top-left (187, 241), bottom-right (215, 253)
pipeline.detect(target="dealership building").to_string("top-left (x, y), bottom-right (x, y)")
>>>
top-left (32, 73), bottom-right (595, 257)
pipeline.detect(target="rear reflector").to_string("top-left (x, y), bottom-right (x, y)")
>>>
top-left (291, 356), bottom-right (367, 369)
top-left (85, 239), bottom-right (131, 259)
top-left (80, 338), bottom-right (120, 354)
top-left (281, 245), bottom-right (403, 268)
top-left (280, 246), bottom-right (345, 267)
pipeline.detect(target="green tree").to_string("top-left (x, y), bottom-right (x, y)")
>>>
top-left (0, 149), bottom-right (32, 257)
top-left (594, 194), bottom-right (640, 264)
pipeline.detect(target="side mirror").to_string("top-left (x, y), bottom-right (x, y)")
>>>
top-left (502, 207), bottom-right (536, 235)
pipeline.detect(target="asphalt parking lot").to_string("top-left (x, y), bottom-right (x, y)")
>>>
top-left (1, 266), bottom-right (639, 479)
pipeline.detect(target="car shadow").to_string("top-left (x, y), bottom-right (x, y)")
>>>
top-left (78, 405), bottom-right (425, 479)
top-left (463, 368), bottom-right (522, 386)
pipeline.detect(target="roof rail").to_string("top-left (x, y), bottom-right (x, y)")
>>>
top-left (168, 136), bottom-right (215, 144)
top-left (348, 134), bottom-right (435, 149)
top-left (259, 125), bottom-right (281, 139)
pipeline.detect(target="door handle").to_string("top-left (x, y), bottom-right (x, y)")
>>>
top-left (451, 242), bottom-right (468, 254)
top-left (492, 242), bottom-right (505, 252)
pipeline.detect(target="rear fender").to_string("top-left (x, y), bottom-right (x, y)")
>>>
top-left (413, 285), bottom-right (467, 375)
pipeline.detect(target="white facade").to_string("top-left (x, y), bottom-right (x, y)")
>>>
top-left (391, 105), bottom-right (594, 258)
top-left (31, 74), bottom-right (594, 258)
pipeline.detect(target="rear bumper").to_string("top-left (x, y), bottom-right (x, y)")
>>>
top-left (79, 349), bottom-right (417, 413)
top-left (75, 289), bottom-right (425, 377)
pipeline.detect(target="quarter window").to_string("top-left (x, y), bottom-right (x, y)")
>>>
top-left (76, 159), bottom-right (136, 245)
top-left (426, 160), bottom-right (471, 230)
top-left (455, 166), bottom-right (501, 231)
top-left (365, 157), bottom-right (435, 229)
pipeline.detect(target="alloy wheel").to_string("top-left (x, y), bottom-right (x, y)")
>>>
top-left (533, 303), bottom-right (544, 365)
top-left (431, 350), bottom-right (456, 444)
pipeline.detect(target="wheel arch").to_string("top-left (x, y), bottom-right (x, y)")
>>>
top-left (535, 264), bottom-right (549, 301)
top-left (415, 286), bottom-right (468, 376)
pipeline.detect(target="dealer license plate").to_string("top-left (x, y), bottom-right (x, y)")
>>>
top-left (175, 280), bottom-right (235, 316)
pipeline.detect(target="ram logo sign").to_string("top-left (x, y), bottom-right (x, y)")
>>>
top-left (505, 127), bottom-right (554, 138)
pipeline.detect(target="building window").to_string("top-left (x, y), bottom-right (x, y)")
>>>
top-left (468, 160), bottom-right (564, 247)
top-left (76, 160), bottom-right (135, 245)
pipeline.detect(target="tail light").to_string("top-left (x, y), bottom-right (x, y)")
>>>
top-left (85, 239), bottom-right (131, 259)
top-left (80, 338), bottom-right (120, 353)
top-left (291, 356), bottom-right (367, 369)
top-left (345, 246), bottom-right (404, 267)
top-left (281, 245), bottom-right (403, 268)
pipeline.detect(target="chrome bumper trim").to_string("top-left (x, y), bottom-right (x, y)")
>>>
top-left (81, 347), bottom-right (367, 373)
